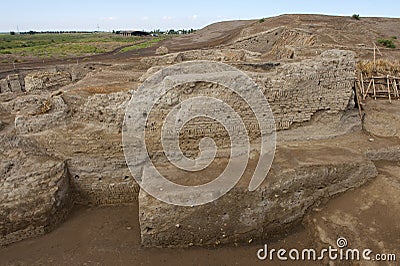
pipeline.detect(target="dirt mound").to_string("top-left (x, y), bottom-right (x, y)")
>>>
top-left (162, 14), bottom-right (400, 61)
top-left (230, 26), bottom-right (315, 59)
top-left (233, 14), bottom-right (400, 46)
top-left (227, 14), bottom-right (400, 60)
top-left (161, 20), bottom-right (255, 51)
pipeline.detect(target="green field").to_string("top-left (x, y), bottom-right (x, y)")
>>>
top-left (119, 37), bottom-right (165, 53)
top-left (0, 33), bottom-right (165, 59)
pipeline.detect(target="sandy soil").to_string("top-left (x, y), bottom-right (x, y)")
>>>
top-left (1, 14), bottom-right (400, 265)
top-left (0, 160), bottom-right (398, 266)
top-left (0, 205), bottom-right (315, 266)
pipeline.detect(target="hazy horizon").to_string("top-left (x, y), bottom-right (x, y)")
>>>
top-left (1, 0), bottom-right (399, 32)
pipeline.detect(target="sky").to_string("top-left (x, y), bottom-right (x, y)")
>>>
top-left (1, 0), bottom-right (399, 32)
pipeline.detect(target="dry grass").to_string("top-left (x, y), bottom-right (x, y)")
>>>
top-left (79, 84), bottom-right (133, 94)
top-left (357, 59), bottom-right (400, 77)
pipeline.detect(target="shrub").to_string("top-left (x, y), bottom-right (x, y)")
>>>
top-left (259, 18), bottom-right (265, 23)
top-left (377, 38), bottom-right (396, 48)
top-left (391, 36), bottom-right (397, 39)
top-left (352, 14), bottom-right (360, 20)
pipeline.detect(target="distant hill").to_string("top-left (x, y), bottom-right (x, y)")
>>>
top-left (163, 14), bottom-right (400, 61)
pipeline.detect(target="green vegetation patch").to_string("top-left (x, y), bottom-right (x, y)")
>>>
top-left (0, 33), bottom-right (145, 57)
top-left (119, 37), bottom-right (165, 53)
top-left (377, 38), bottom-right (396, 49)
top-left (1, 43), bottom-right (107, 57)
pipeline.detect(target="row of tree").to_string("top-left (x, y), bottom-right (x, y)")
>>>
top-left (112, 29), bottom-right (197, 35)
top-left (10, 30), bottom-right (99, 35)
top-left (151, 29), bottom-right (196, 35)
top-left (10, 29), bottom-right (197, 36)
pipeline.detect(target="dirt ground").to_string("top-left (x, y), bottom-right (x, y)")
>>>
top-left (0, 161), bottom-right (398, 266)
top-left (0, 205), bottom-right (311, 266)
top-left (1, 14), bottom-right (400, 265)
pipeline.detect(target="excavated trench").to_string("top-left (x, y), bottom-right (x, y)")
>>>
top-left (1, 49), bottom-right (399, 264)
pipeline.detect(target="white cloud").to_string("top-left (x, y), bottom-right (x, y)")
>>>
top-left (192, 14), bottom-right (198, 20)
top-left (141, 16), bottom-right (149, 21)
top-left (162, 16), bottom-right (173, 20)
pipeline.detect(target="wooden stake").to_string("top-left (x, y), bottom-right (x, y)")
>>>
top-left (373, 43), bottom-right (376, 70)
top-left (387, 75), bottom-right (392, 103)
top-left (360, 72), bottom-right (365, 96)
top-left (372, 78), bottom-right (376, 100)
top-left (393, 78), bottom-right (399, 99)
top-left (354, 81), bottom-right (363, 118)
top-left (372, 42), bottom-right (382, 72)
top-left (364, 79), bottom-right (373, 100)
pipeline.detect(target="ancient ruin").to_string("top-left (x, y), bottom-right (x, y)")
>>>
top-left (0, 47), bottom-right (377, 246)
top-left (0, 13), bottom-right (400, 264)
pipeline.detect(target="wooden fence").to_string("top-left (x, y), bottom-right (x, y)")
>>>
top-left (356, 73), bottom-right (400, 103)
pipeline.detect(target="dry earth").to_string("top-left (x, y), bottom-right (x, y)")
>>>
top-left (1, 14), bottom-right (400, 265)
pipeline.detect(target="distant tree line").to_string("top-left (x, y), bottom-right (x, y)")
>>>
top-left (10, 29), bottom-right (198, 36)
top-left (162, 29), bottom-right (196, 35)
top-left (112, 29), bottom-right (197, 36)
top-left (10, 30), bottom-right (100, 35)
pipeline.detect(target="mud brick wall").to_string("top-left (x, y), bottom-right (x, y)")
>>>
top-left (256, 49), bottom-right (355, 130)
top-left (0, 159), bottom-right (73, 246)
top-left (0, 49), bottom-right (355, 246)
top-left (145, 50), bottom-right (355, 159)
top-left (145, 81), bottom-right (263, 161)
top-left (0, 74), bottom-right (24, 93)
top-left (24, 71), bottom-right (72, 92)
top-left (71, 178), bottom-right (140, 205)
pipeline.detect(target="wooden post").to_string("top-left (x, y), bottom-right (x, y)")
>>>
top-left (364, 79), bottom-right (373, 100)
top-left (393, 77), bottom-right (399, 99)
top-left (360, 72), bottom-right (365, 96)
top-left (372, 42), bottom-right (382, 72)
top-left (387, 75), bottom-right (392, 103)
top-left (372, 78), bottom-right (376, 100)
top-left (354, 81), bottom-right (363, 118)
top-left (373, 43), bottom-right (376, 70)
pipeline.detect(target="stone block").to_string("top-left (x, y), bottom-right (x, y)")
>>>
top-left (139, 145), bottom-right (377, 247)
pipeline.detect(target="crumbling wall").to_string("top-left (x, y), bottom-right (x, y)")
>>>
top-left (0, 74), bottom-right (23, 93)
top-left (24, 71), bottom-right (72, 92)
top-left (136, 49), bottom-right (361, 247)
top-left (142, 49), bottom-right (355, 140)
top-left (0, 49), bottom-right (357, 246)
top-left (54, 91), bottom-right (139, 205)
top-left (139, 145), bottom-right (377, 247)
top-left (77, 91), bottom-right (131, 132)
top-left (0, 136), bottom-right (72, 246)
top-left (141, 48), bottom-right (261, 68)
top-left (0, 64), bottom-right (92, 95)
top-left (14, 95), bottom-right (70, 134)
top-left (256, 49), bottom-right (355, 130)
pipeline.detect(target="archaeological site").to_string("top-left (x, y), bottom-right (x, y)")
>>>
top-left (0, 12), bottom-right (400, 265)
